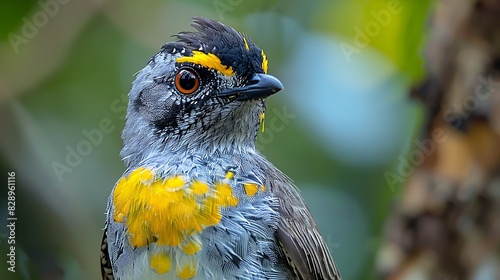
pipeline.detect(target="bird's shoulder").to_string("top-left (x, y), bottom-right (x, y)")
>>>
top-left (264, 167), bottom-right (342, 280)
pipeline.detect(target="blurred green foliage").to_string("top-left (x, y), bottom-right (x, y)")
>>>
top-left (0, 0), bottom-right (433, 279)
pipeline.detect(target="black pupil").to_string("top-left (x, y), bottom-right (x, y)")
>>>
top-left (179, 70), bottom-right (196, 90)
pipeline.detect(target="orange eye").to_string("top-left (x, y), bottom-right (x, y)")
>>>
top-left (175, 68), bottom-right (200, 95)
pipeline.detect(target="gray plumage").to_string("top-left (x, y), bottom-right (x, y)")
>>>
top-left (101, 17), bottom-right (341, 280)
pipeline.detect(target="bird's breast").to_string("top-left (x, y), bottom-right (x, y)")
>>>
top-left (110, 165), bottom-right (277, 279)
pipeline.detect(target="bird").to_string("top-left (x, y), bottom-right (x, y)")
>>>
top-left (100, 17), bottom-right (341, 280)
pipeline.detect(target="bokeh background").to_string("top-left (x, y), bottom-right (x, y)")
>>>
top-left (0, 0), bottom-right (435, 279)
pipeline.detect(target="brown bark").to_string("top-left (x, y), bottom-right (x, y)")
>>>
top-left (377, 1), bottom-right (500, 279)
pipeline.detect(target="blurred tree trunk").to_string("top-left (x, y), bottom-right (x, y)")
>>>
top-left (377, 1), bottom-right (500, 279)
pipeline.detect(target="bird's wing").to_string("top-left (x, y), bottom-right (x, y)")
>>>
top-left (273, 177), bottom-right (342, 280)
top-left (100, 228), bottom-right (115, 280)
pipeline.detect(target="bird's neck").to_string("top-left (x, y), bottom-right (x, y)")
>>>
top-left (120, 102), bottom-right (264, 169)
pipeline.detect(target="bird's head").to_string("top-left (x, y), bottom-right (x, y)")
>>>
top-left (121, 17), bottom-right (283, 166)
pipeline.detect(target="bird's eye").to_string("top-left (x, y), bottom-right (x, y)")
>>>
top-left (175, 68), bottom-right (200, 95)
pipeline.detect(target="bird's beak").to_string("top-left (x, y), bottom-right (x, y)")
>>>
top-left (219, 74), bottom-right (284, 101)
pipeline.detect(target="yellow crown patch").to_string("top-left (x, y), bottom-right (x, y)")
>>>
top-left (177, 51), bottom-right (234, 76)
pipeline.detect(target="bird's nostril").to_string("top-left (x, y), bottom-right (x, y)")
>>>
top-left (247, 77), bottom-right (260, 85)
